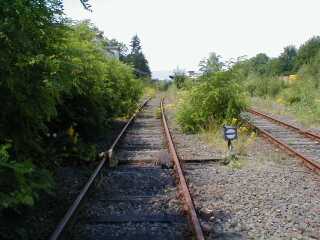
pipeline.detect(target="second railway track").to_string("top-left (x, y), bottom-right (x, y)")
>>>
top-left (245, 108), bottom-right (320, 172)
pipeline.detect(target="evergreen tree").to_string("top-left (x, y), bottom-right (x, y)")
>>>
top-left (130, 35), bottom-right (142, 54)
top-left (125, 35), bottom-right (151, 78)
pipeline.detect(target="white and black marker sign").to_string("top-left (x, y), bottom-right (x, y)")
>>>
top-left (223, 125), bottom-right (237, 141)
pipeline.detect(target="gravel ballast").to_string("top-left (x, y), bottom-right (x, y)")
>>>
top-left (164, 97), bottom-right (320, 239)
top-left (70, 97), bottom-right (192, 240)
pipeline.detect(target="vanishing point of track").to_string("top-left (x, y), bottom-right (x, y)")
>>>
top-left (246, 108), bottom-right (320, 173)
top-left (49, 97), bottom-right (204, 240)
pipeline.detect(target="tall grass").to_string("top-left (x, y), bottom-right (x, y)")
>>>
top-left (248, 73), bottom-right (320, 127)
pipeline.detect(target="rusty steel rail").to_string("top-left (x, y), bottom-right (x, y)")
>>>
top-left (160, 98), bottom-right (205, 240)
top-left (248, 108), bottom-right (320, 140)
top-left (246, 108), bottom-right (320, 173)
top-left (49, 98), bottom-right (151, 240)
top-left (107, 98), bottom-right (151, 163)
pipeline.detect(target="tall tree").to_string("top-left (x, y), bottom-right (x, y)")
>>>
top-left (277, 45), bottom-right (297, 75)
top-left (199, 52), bottom-right (224, 74)
top-left (249, 53), bottom-right (270, 75)
top-left (172, 68), bottom-right (187, 89)
top-left (294, 36), bottom-right (320, 70)
top-left (125, 35), bottom-right (151, 78)
top-left (130, 35), bottom-right (142, 54)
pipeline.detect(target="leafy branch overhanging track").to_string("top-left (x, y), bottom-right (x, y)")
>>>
top-left (245, 108), bottom-right (320, 173)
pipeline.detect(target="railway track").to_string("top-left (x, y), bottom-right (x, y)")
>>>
top-left (49, 98), bottom-right (320, 239)
top-left (245, 108), bottom-right (320, 173)
top-left (50, 97), bottom-right (204, 240)
top-left (162, 100), bottom-right (320, 239)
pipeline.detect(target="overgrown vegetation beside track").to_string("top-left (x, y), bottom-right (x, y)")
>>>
top-left (176, 71), bottom-right (247, 133)
top-left (0, 1), bottom-right (151, 234)
top-left (174, 36), bottom-right (320, 135)
top-left (232, 37), bottom-right (320, 127)
top-left (172, 36), bottom-right (320, 166)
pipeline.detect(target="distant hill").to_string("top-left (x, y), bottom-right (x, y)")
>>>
top-left (152, 70), bottom-right (173, 80)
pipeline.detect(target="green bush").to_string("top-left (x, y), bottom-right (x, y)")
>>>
top-left (176, 71), bottom-right (247, 133)
top-left (51, 22), bottom-right (142, 141)
top-left (0, 0), bottom-right (143, 217)
top-left (0, 144), bottom-right (52, 210)
top-left (0, 0), bottom-right (65, 162)
top-left (245, 74), bottom-right (285, 97)
top-left (172, 70), bottom-right (188, 89)
top-left (297, 50), bottom-right (320, 88)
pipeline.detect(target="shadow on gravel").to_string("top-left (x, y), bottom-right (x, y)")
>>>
top-left (0, 119), bottom-right (128, 240)
top-left (201, 209), bottom-right (246, 240)
top-left (95, 120), bottom-right (127, 153)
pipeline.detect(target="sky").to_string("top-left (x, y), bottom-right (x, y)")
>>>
top-left (63, 0), bottom-right (320, 74)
